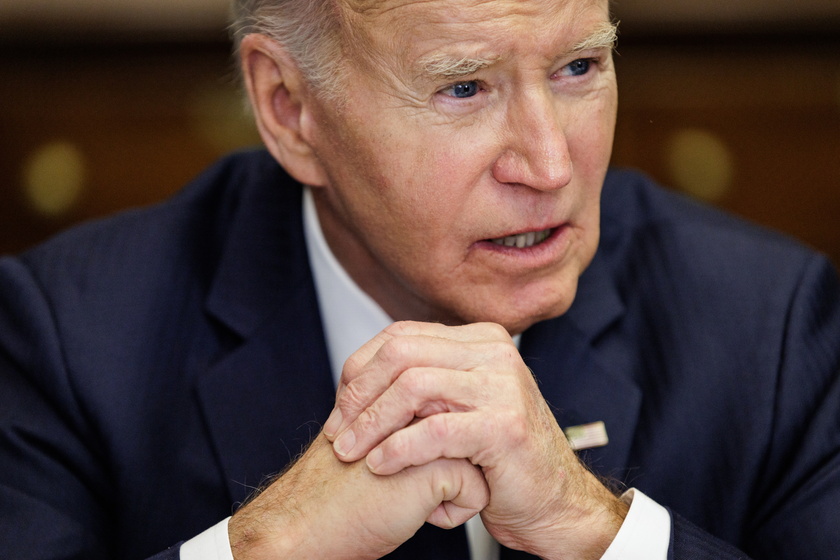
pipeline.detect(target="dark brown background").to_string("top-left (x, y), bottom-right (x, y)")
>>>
top-left (1, 12), bottom-right (838, 266)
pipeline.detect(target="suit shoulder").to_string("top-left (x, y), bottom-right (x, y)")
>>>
top-left (600, 168), bottom-right (826, 283)
top-left (596, 168), bottom-right (840, 337)
top-left (12, 149), bottom-right (286, 298)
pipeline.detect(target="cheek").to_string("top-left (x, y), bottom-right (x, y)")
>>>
top-left (343, 149), bottom-right (451, 253)
top-left (378, 135), bottom-right (488, 222)
top-left (567, 115), bottom-right (615, 181)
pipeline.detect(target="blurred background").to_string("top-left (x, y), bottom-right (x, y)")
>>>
top-left (1, 0), bottom-right (839, 265)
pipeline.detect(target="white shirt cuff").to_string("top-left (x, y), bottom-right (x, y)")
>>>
top-left (179, 517), bottom-right (234, 560)
top-left (601, 489), bottom-right (671, 560)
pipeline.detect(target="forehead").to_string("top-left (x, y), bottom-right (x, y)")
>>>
top-left (340, 0), bottom-right (611, 76)
top-left (345, 0), bottom-right (605, 20)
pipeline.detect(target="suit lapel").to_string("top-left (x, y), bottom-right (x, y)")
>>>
top-left (194, 156), bottom-right (335, 504)
top-left (195, 296), bottom-right (335, 505)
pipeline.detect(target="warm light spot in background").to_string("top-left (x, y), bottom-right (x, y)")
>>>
top-left (667, 128), bottom-right (735, 203)
top-left (23, 141), bottom-right (88, 217)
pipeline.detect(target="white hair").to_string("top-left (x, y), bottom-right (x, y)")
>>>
top-left (230, 0), bottom-right (346, 99)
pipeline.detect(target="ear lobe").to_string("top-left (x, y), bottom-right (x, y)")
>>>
top-left (240, 34), bottom-right (328, 186)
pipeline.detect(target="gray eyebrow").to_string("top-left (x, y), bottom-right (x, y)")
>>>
top-left (417, 54), bottom-right (501, 81)
top-left (416, 21), bottom-right (618, 82)
top-left (569, 21), bottom-right (619, 54)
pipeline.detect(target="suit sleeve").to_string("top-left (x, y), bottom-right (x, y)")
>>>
top-left (669, 513), bottom-right (752, 559)
top-left (743, 254), bottom-right (840, 558)
top-left (144, 546), bottom-right (183, 560)
top-left (0, 256), bottom-right (181, 560)
top-left (667, 254), bottom-right (840, 559)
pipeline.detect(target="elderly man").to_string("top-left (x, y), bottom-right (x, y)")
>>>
top-left (1, 0), bottom-right (838, 559)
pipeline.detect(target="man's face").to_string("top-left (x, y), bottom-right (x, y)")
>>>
top-left (304, 0), bottom-right (617, 334)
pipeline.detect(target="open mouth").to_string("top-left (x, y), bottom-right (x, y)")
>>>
top-left (489, 228), bottom-right (553, 249)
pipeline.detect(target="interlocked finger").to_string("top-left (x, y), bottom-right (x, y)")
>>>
top-left (332, 366), bottom-right (492, 462)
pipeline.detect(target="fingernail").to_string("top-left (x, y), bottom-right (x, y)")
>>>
top-left (334, 429), bottom-right (356, 457)
top-left (323, 408), bottom-right (342, 439)
top-left (366, 447), bottom-right (383, 473)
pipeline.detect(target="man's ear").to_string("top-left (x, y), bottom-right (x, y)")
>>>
top-left (240, 34), bottom-right (328, 186)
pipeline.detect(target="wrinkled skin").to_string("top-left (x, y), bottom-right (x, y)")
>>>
top-left (233, 0), bottom-right (624, 557)
top-left (229, 435), bottom-right (489, 559)
top-left (298, 0), bottom-right (616, 335)
top-left (324, 321), bottom-right (626, 558)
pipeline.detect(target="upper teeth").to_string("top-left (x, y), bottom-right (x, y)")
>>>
top-left (491, 229), bottom-right (551, 248)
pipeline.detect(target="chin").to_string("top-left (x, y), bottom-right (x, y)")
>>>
top-left (454, 289), bottom-right (578, 336)
top-left (502, 301), bottom-right (575, 336)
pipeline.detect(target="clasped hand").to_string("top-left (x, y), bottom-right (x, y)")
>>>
top-left (323, 321), bottom-right (626, 559)
top-left (229, 321), bottom-right (625, 560)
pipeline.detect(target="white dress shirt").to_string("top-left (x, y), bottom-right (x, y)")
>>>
top-left (180, 188), bottom-right (670, 560)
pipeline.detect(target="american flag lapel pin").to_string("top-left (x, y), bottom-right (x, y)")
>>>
top-left (564, 421), bottom-right (609, 451)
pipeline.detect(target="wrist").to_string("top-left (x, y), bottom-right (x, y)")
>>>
top-left (548, 478), bottom-right (629, 560)
top-left (227, 469), bottom-right (314, 560)
top-left (509, 472), bottom-right (628, 560)
top-left (228, 507), bottom-right (294, 560)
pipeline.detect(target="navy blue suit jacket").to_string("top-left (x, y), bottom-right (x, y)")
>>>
top-left (1, 150), bottom-right (838, 559)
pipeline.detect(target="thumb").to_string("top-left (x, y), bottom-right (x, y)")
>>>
top-left (424, 459), bottom-right (489, 529)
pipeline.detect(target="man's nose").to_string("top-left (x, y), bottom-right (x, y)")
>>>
top-left (491, 90), bottom-right (572, 192)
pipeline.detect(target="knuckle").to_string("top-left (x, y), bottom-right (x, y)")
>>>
top-left (495, 407), bottom-right (528, 444)
top-left (482, 322), bottom-right (511, 340)
top-left (487, 339), bottom-right (515, 361)
top-left (340, 354), bottom-right (364, 380)
top-left (377, 336), bottom-right (418, 370)
top-left (377, 337), bottom-right (404, 364)
top-left (426, 413), bottom-right (452, 442)
top-left (339, 379), bottom-right (368, 412)
top-left (386, 431), bottom-right (412, 459)
top-left (356, 405), bottom-right (383, 432)
top-left (383, 322), bottom-right (404, 337)
top-left (399, 367), bottom-right (428, 396)
top-left (384, 320), bottom-right (418, 337)
top-left (465, 321), bottom-right (510, 342)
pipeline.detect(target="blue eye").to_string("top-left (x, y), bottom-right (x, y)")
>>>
top-left (446, 81), bottom-right (480, 98)
top-left (563, 58), bottom-right (593, 77)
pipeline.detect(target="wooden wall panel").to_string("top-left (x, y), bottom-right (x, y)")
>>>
top-left (1, 38), bottom-right (838, 267)
top-left (0, 44), bottom-right (259, 253)
top-left (612, 40), bottom-right (840, 265)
